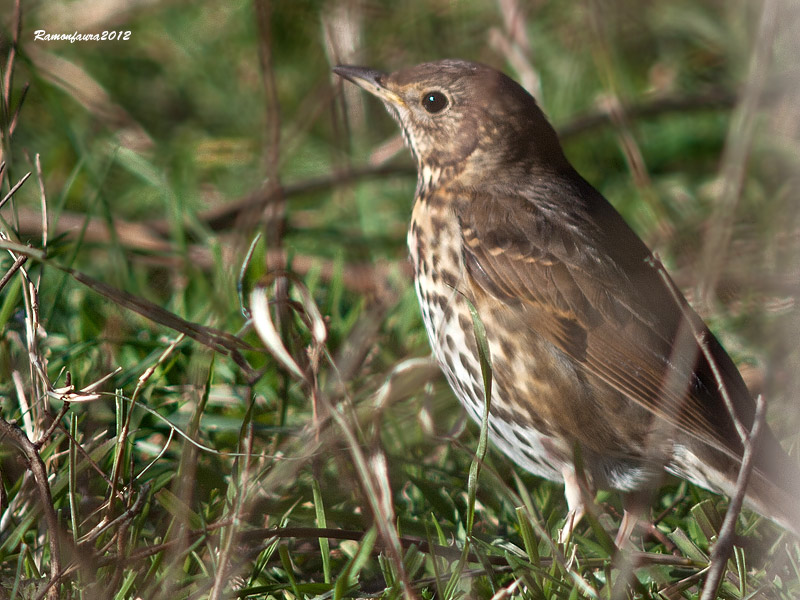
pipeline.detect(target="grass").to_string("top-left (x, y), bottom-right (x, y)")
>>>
top-left (0, 0), bottom-right (799, 598)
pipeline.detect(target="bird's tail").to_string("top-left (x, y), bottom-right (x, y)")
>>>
top-left (673, 432), bottom-right (800, 537)
top-left (743, 433), bottom-right (800, 537)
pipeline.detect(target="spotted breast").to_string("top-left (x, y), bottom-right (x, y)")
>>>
top-left (408, 183), bottom-right (570, 485)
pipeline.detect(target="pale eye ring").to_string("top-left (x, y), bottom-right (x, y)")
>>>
top-left (421, 91), bottom-right (448, 113)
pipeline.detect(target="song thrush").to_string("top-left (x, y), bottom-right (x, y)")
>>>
top-left (334, 59), bottom-right (800, 541)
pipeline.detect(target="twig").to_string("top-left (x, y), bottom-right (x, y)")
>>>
top-left (106, 335), bottom-right (184, 521)
top-left (0, 170), bottom-right (31, 211)
top-left (7, 82), bottom-right (28, 140)
top-left (33, 402), bottom-right (71, 450)
top-left (2, 0), bottom-right (21, 111)
top-left (558, 89), bottom-right (737, 140)
top-left (0, 418), bottom-right (61, 600)
top-left (209, 388), bottom-right (256, 600)
top-left (65, 267), bottom-right (258, 378)
top-left (697, 0), bottom-right (779, 303)
top-left (655, 259), bottom-right (747, 442)
top-left (490, 0), bottom-right (540, 99)
top-left (254, 0), bottom-right (286, 246)
top-left (108, 484), bottom-right (151, 593)
top-left (13, 202), bottom-right (411, 298)
top-left (239, 526), bottom-right (703, 569)
top-left (700, 395), bottom-right (767, 600)
top-left (79, 484), bottom-right (150, 547)
top-left (0, 253), bottom-right (26, 291)
top-left (186, 163), bottom-right (413, 233)
top-left (0, 0), bottom-right (22, 168)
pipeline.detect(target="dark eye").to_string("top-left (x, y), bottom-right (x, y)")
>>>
top-left (421, 91), bottom-right (448, 113)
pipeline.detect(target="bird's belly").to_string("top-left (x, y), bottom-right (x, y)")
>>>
top-left (414, 272), bottom-right (571, 483)
top-left (409, 214), bottom-right (569, 483)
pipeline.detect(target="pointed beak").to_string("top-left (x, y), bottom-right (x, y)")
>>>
top-left (333, 65), bottom-right (405, 106)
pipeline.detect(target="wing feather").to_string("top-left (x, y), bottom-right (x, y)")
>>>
top-left (459, 187), bottom-right (751, 461)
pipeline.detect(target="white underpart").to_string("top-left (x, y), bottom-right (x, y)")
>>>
top-left (408, 204), bottom-right (565, 484)
top-left (667, 444), bottom-right (721, 494)
top-left (419, 163), bottom-right (441, 193)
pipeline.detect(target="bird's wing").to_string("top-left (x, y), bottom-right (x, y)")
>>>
top-left (458, 187), bottom-right (753, 461)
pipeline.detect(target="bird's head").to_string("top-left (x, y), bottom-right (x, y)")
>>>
top-left (334, 59), bottom-right (569, 188)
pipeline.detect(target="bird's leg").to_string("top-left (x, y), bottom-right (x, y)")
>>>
top-left (614, 489), bottom-right (651, 548)
top-left (559, 466), bottom-right (588, 543)
top-left (615, 510), bottom-right (638, 549)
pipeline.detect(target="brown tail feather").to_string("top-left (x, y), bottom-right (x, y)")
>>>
top-left (746, 433), bottom-right (800, 536)
top-left (672, 432), bottom-right (800, 537)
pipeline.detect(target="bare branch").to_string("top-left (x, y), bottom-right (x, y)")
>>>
top-left (697, 0), bottom-right (779, 304)
top-left (0, 418), bottom-right (61, 600)
top-left (700, 395), bottom-right (767, 600)
top-left (0, 252), bottom-right (26, 291)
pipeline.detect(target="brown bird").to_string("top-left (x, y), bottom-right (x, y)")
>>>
top-left (334, 59), bottom-right (800, 542)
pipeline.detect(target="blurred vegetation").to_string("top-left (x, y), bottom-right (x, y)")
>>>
top-left (0, 0), bottom-right (799, 598)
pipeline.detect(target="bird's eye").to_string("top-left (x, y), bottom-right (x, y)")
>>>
top-left (421, 91), bottom-right (448, 113)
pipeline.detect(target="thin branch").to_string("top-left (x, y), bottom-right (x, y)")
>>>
top-left (7, 82), bottom-right (28, 139)
top-left (185, 163), bottom-right (413, 234)
top-left (4, 247), bottom-right (263, 380)
top-left (0, 252), bottom-right (26, 291)
top-left (254, 0), bottom-right (286, 247)
top-left (697, 0), bottom-right (779, 303)
top-left (106, 335), bottom-right (184, 521)
top-left (0, 0), bottom-right (22, 168)
top-left (656, 259), bottom-right (747, 441)
top-left (0, 418), bottom-right (61, 600)
top-left (558, 89), bottom-right (737, 140)
top-left (700, 395), bottom-right (767, 600)
top-left (87, 524), bottom-right (702, 570)
top-left (78, 484), bottom-right (150, 547)
top-left (0, 170), bottom-right (31, 211)
top-left (210, 390), bottom-right (255, 600)
top-left (2, 0), bottom-right (21, 109)
top-left (65, 267), bottom-right (258, 377)
top-left (490, 0), bottom-right (540, 99)
top-left (107, 484), bottom-right (151, 594)
top-left (33, 402), bottom-right (71, 450)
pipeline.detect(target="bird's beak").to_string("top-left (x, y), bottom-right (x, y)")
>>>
top-left (333, 65), bottom-right (405, 106)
